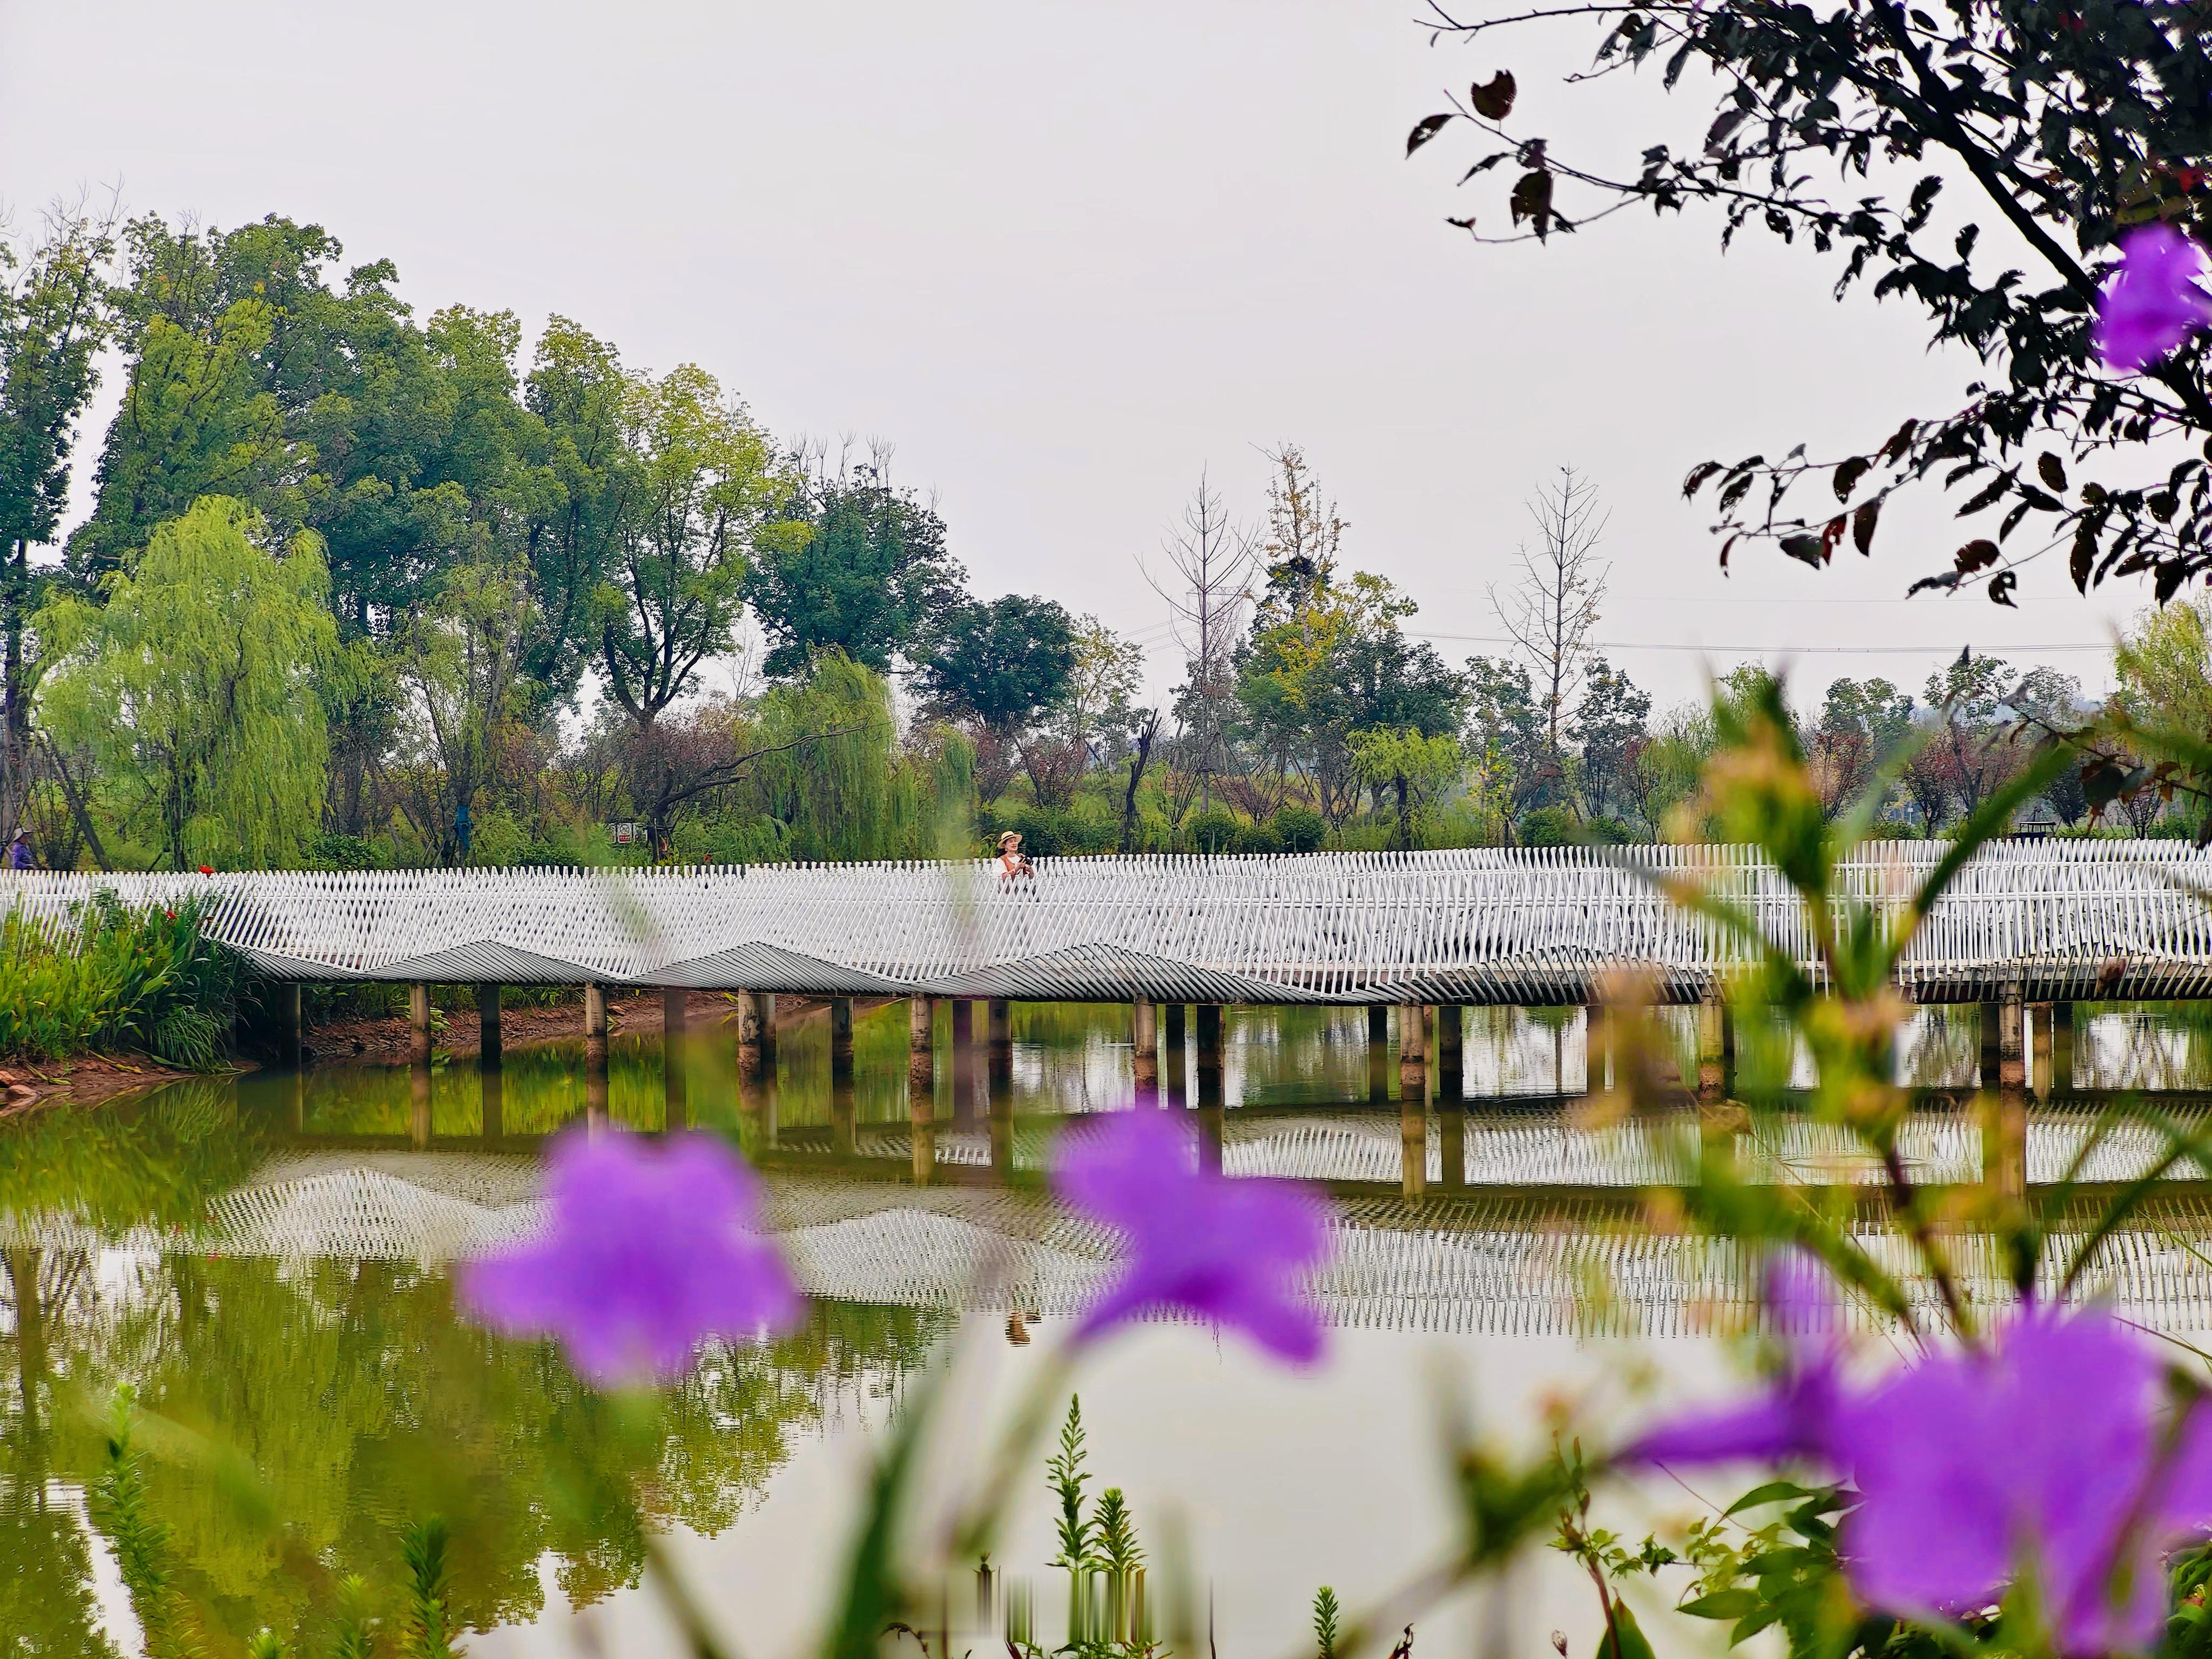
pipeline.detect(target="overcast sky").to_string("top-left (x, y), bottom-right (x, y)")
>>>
top-left (0, 0), bottom-right (2142, 714)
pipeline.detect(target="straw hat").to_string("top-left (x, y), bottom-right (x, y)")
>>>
top-left (997, 830), bottom-right (1023, 849)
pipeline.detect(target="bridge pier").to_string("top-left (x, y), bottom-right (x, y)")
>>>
top-left (909, 997), bottom-right (936, 1184)
top-left (739, 991), bottom-right (774, 1076)
top-left (1696, 990), bottom-right (1726, 1106)
top-left (584, 983), bottom-right (608, 1067)
top-left (989, 1036), bottom-right (1014, 1177)
top-left (1988, 985), bottom-right (2028, 1198)
top-left (482, 1067), bottom-right (504, 1141)
top-left (1132, 998), bottom-right (1158, 1107)
top-left (410, 1061), bottom-right (432, 1150)
top-left (1399, 1003), bottom-right (1428, 1200)
top-left (273, 983), bottom-right (303, 1069)
top-left (1368, 1004), bottom-right (1390, 1103)
top-left (1436, 1006), bottom-right (1462, 1104)
top-left (585, 1036), bottom-right (610, 1133)
top-left (1979, 997), bottom-right (2002, 1088)
top-left (951, 1001), bottom-right (977, 1124)
top-left (2052, 1001), bottom-right (2076, 1092)
top-left (831, 997), bottom-right (856, 1084)
top-left (1584, 1000), bottom-right (1615, 1103)
top-left (1164, 1003), bottom-right (1188, 1111)
top-left (2032, 1002), bottom-right (2054, 1096)
top-left (664, 988), bottom-right (690, 1126)
top-left (1195, 1004), bottom-right (1224, 1171)
top-left (408, 983), bottom-right (433, 1066)
top-left (833, 1062), bottom-right (857, 1158)
top-left (477, 984), bottom-right (502, 1073)
top-left (987, 998), bottom-right (1012, 1097)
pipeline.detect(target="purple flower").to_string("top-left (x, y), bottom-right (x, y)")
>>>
top-left (1624, 1266), bottom-right (2212, 1656)
top-left (1621, 1249), bottom-right (1844, 1467)
top-left (458, 1129), bottom-right (801, 1387)
top-left (2094, 224), bottom-right (2212, 373)
top-left (1054, 1110), bottom-right (1331, 1364)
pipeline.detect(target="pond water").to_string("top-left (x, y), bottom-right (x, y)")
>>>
top-left (8, 997), bottom-right (2212, 1657)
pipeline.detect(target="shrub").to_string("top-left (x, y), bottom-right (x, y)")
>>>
top-left (1184, 808), bottom-right (1240, 853)
top-left (1235, 819), bottom-right (1284, 855)
top-left (1517, 806), bottom-right (1580, 847)
top-left (1271, 806), bottom-right (1328, 853)
top-left (0, 893), bottom-right (238, 1067)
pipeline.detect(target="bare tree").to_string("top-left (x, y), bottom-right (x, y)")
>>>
top-left (1491, 467), bottom-right (1609, 801)
top-left (1142, 470), bottom-right (1258, 815)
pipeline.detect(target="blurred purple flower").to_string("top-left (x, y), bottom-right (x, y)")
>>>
top-left (2094, 224), bottom-right (2212, 373)
top-left (1054, 1110), bottom-right (1331, 1363)
top-left (458, 1129), bottom-right (801, 1387)
top-left (1620, 1249), bottom-right (1844, 1467)
top-left (1624, 1267), bottom-right (2212, 1656)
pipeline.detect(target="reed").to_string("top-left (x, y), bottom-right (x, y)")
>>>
top-left (0, 891), bottom-right (237, 1068)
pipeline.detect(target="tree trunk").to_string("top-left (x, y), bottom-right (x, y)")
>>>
top-left (0, 539), bottom-right (27, 844)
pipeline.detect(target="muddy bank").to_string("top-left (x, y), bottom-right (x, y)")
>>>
top-left (300, 989), bottom-right (898, 1066)
top-left (0, 1051), bottom-right (217, 1117)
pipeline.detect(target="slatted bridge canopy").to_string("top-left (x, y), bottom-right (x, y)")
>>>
top-left (10, 840), bottom-right (2212, 1006)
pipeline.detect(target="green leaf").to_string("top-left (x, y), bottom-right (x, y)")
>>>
top-left (1596, 1599), bottom-right (1658, 1659)
top-left (1724, 1480), bottom-right (1818, 1518)
top-left (1679, 1590), bottom-right (1764, 1620)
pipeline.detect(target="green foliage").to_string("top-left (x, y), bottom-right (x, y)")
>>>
top-left (1313, 1586), bottom-right (1342, 1659)
top-left (1519, 806), bottom-right (1580, 848)
top-left (38, 496), bottom-right (335, 869)
top-left (398, 1519), bottom-right (461, 1659)
top-left (1047, 1396), bottom-right (1095, 1572)
top-left (0, 892), bottom-right (236, 1065)
top-left (1273, 804), bottom-right (1327, 852)
top-left (748, 454), bottom-right (962, 678)
top-left (918, 593), bottom-right (1080, 739)
top-left (1184, 807), bottom-right (1239, 853)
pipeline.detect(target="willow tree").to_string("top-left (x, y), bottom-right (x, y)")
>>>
top-left (749, 653), bottom-right (901, 862)
top-left (37, 496), bottom-right (335, 869)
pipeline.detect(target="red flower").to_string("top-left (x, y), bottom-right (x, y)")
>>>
top-left (197, 865), bottom-right (214, 875)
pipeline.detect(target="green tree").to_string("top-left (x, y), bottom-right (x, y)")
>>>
top-left (747, 449), bottom-right (963, 679)
top-left (915, 594), bottom-right (1080, 795)
top-left (1811, 677), bottom-right (1916, 820)
top-left (595, 362), bottom-right (787, 728)
top-left (389, 557), bottom-right (538, 866)
top-left (1408, 3), bottom-right (2212, 603)
top-left (37, 496), bottom-right (336, 869)
top-left (1349, 726), bottom-right (1465, 848)
top-left (0, 212), bottom-right (117, 845)
top-left (1570, 657), bottom-right (1650, 824)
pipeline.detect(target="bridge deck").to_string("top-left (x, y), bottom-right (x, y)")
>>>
top-left (9, 841), bottom-right (2212, 1004)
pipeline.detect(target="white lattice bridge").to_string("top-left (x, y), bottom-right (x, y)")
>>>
top-left (9, 841), bottom-right (2212, 1004)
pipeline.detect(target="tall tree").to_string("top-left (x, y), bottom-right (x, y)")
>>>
top-left (1408, 3), bottom-right (2212, 603)
top-left (1810, 677), bottom-right (1916, 819)
top-left (1570, 656), bottom-right (1651, 822)
top-left (37, 497), bottom-right (335, 869)
top-left (1491, 467), bottom-right (1607, 799)
top-left (595, 362), bottom-right (787, 729)
top-left (1465, 655), bottom-right (1552, 816)
top-left (746, 445), bottom-right (963, 679)
top-left (915, 594), bottom-right (1079, 800)
top-left (0, 210), bottom-right (114, 845)
top-left (1145, 471), bottom-right (1257, 813)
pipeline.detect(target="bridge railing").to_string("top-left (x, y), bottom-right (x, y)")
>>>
top-left (6, 841), bottom-right (2212, 1003)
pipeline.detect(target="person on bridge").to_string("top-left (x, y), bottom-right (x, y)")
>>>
top-left (995, 830), bottom-right (1033, 884)
top-left (5, 828), bottom-right (31, 870)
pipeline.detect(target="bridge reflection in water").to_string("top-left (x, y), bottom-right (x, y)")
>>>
top-left (11, 999), bottom-right (2212, 1338)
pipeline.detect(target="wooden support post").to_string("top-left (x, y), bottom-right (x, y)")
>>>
top-left (477, 983), bottom-right (502, 1073)
top-left (1584, 1000), bottom-right (1615, 1102)
top-left (951, 1000), bottom-right (977, 1124)
top-left (908, 995), bottom-right (935, 1101)
top-left (1991, 984), bottom-right (2027, 1198)
top-left (2031, 1002), bottom-right (2054, 1097)
top-left (274, 982), bottom-right (303, 1069)
top-left (1697, 990), bottom-right (1725, 1105)
top-left (408, 983), bottom-right (433, 1066)
top-left (1132, 997), bottom-right (1159, 1107)
top-left (585, 1031), bottom-right (610, 1134)
top-left (2052, 1001), bottom-right (2075, 1095)
top-left (1399, 1002), bottom-right (1428, 1200)
top-left (410, 1061), bottom-right (432, 1150)
top-left (1368, 1003), bottom-right (1391, 1103)
top-left (738, 989), bottom-right (764, 1073)
top-left (1195, 1004), bottom-right (1224, 1172)
top-left (1435, 1005), bottom-right (1462, 1104)
top-left (481, 1068), bottom-right (505, 1142)
top-left (831, 996), bottom-right (856, 1082)
top-left (1163, 1003), bottom-right (1188, 1109)
top-left (987, 997), bottom-right (1012, 1104)
top-left (1980, 998), bottom-right (2002, 1089)
top-left (663, 987), bottom-right (689, 1127)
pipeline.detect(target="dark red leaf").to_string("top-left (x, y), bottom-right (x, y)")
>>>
top-left (1469, 72), bottom-right (1517, 121)
top-left (1407, 114), bottom-right (1456, 157)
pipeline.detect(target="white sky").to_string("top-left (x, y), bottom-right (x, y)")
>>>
top-left (0, 0), bottom-right (2146, 718)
